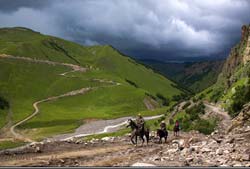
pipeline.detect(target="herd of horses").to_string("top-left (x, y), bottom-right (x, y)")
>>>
top-left (126, 119), bottom-right (179, 146)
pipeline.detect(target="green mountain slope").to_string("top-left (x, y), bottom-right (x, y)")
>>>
top-left (199, 24), bottom-right (250, 117)
top-left (140, 59), bottom-right (224, 93)
top-left (0, 27), bottom-right (185, 140)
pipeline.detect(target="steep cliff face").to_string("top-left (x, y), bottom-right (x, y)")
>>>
top-left (200, 24), bottom-right (250, 117)
top-left (228, 102), bottom-right (250, 132)
top-left (242, 25), bottom-right (250, 64)
top-left (221, 25), bottom-right (250, 87)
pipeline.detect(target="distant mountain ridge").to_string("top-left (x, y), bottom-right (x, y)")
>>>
top-left (140, 59), bottom-right (225, 93)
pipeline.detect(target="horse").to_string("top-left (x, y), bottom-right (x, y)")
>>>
top-left (156, 129), bottom-right (168, 143)
top-left (126, 119), bottom-right (149, 146)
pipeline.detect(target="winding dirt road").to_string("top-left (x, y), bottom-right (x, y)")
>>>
top-left (0, 54), bottom-right (90, 142)
top-left (50, 114), bottom-right (164, 141)
top-left (0, 54), bottom-right (87, 72)
top-left (168, 101), bottom-right (231, 134)
top-left (10, 87), bottom-right (92, 142)
top-left (0, 54), bottom-right (122, 142)
top-left (204, 103), bottom-right (231, 133)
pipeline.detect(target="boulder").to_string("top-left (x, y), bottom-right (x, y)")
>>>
top-left (59, 159), bottom-right (65, 163)
top-left (207, 139), bottom-right (218, 146)
top-left (214, 130), bottom-right (219, 134)
top-left (213, 137), bottom-right (223, 144)
top-left (180, 148), bottom-right (190, 156)
top-left (75, 140), bottom-right (82, 144)
top-left (183, 160), bottom-right (190, 166)
top-left (29, 142), bottom-right (38, 147)
top-left (233, 163), bottom-right (243, 167)
top-left (188, 137), bottom-right (201, 144)
top-left (245, 148), bottom-right (250, 154)
top-left (230, 148), bottom-right (236, 153)
top-left (101, 137), bottom-right (111, 141)
top-left (172, 139), bottom-right (185, 150)
top-left (66, 139), bottom-right (74, 143)
top-left (45, 140), bottom-right (51, 143)
top-left (161, 157), bottom-right (169, 161)
top-left (216, 158), bottom-right (227, 164)
top-left (201, 147), bottom-right (212, 153)
top-left (235, 137), bottom-right (245, 141)
top-left (216, 149), bottom-right (223, 155)
top-left (35, 146), bottom-right (41, 153)
top-left (167, 148), bottom-right (178, 154)
top-left (125, 133), bottom-right (131, 137)
top-left (186, 157), bottom-right (194, 162)
top-left (220, 164), bottom-right (230, 167)
top-left (189, 146), bottom-right (201, 153)
top-left (189, 146), bottom-right (196, 152)
top-left (225, 138), bottom-right (234, 144)
top-left (241, 154), bottom-right (250, 161)
top-left (152, 156), bottom-right (161, 161)
top-left (201, 141), bottom-right (207, 147)
top-left (194, 157), bottom-right (203, 165)
top-left (131, 162), bottom-right (156, 167)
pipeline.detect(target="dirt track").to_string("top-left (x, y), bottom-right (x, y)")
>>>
top-left (204, 103), bottom-right (232, 133)
top-left (0, 54), bottom-right (90, 142)
top-left (0, 54), bottom-right (120, 142)
top-left (10, 87), bottom-right (92, 142)
top-left (0, 142), bottom-right (131, 166)
top-left (0, 54), bottom-right (152, 143)
top-left (50, 114), bottom-right (164, 141)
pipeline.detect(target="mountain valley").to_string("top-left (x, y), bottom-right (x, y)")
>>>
top-left (0, 25), bottom-right (250, 167)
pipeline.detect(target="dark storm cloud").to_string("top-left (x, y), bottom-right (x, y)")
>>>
top-left (0, 0), bottom-right (52, 12)
top-left (0, 0), bottom-right (250, 60)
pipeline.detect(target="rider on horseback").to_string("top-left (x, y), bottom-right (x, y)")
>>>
top-left (160, 120), bottom-right (167, 134)
top-left (136, 113), bottom-right (145, 131)
top-left (174, 120), bottom-right (180, 136)
top-left (157, 120), bottom-right (168, 143)
top-left (127, 115), bottom-right (149, 145)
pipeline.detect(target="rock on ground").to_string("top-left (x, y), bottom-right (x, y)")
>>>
top-left (131, 162), bottom-right (156, 167)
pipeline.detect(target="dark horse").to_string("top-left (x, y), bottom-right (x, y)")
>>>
top-left (126, 119), bottom-right (149, 146)
top-left (156, 129), bottom-right (168, 143)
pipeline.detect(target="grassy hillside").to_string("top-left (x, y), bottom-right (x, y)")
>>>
top-left (0, 96), bottom-right (9, 128)
top-left (0, 27), bottom-right (183, 98)
top-left (140, 59), bottom-right (224, 93)
top-left (0, 27), bottom-right (185, 140)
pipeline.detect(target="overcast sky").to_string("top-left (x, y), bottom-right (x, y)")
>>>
top-left (0, 0), bottom-right (250, 61)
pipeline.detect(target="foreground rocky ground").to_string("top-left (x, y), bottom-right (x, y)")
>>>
top-left (0, 125), bottom-right (249, 167)
top-left (0, 103), bottom-right (249, 167)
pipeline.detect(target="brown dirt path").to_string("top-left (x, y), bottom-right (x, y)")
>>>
top-left (0, 54), bottom-right (120, 142)
top-left (204, 103), bottom-right (231, 133)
